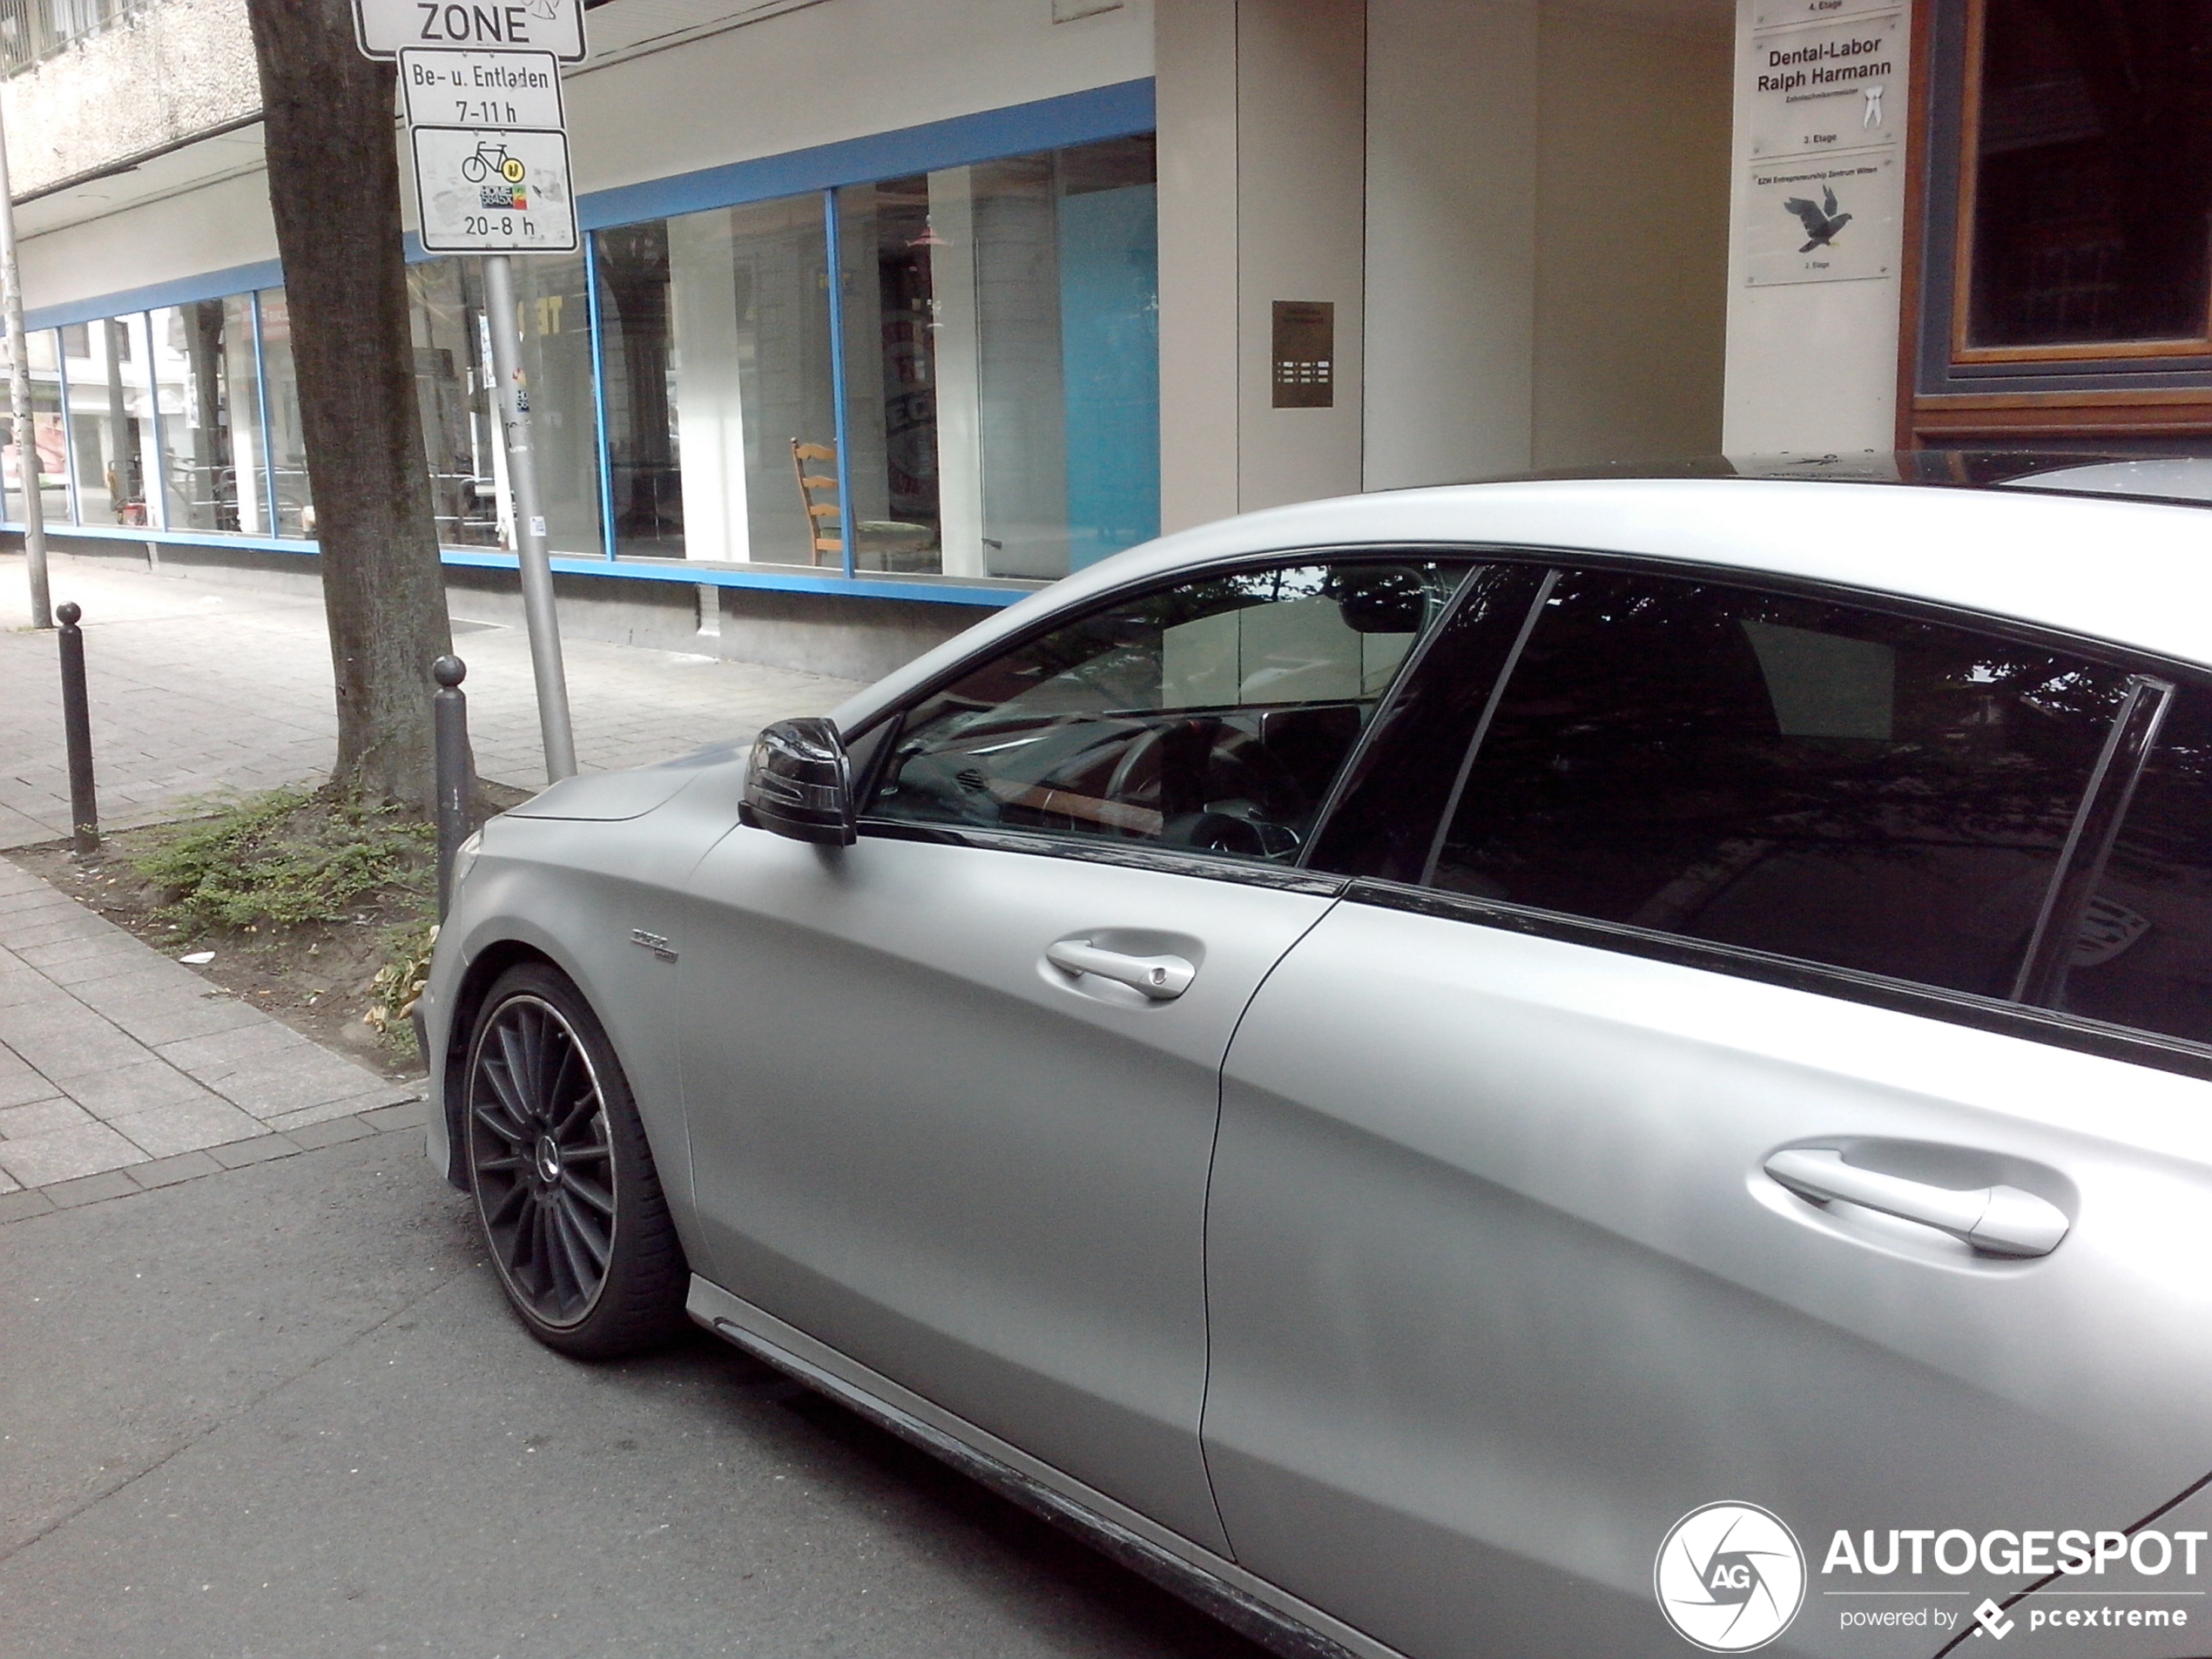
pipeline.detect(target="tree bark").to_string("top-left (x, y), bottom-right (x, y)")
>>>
top-left (245, 0), bottom-right (453, 808)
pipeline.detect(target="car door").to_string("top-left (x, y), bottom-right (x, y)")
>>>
top-left (679, 554), bottom-right (1488, 1552)
top-left (1201, 563), bottom-right (2212, 1658)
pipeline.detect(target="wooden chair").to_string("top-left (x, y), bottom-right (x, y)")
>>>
top-left (790, 440), bottom-right (843, 566)
top-left (790, 437), bottom-right (936, 569)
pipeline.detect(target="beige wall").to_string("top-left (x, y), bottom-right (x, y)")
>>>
top-left (1156, 0), bottom-right (1240, 531)
top-left (1364, 0), bottom-right (1731, 490)
top-left (1234, 0), bottom-right (1366, 511)
top-left (1156, 0), bottom-right (1367, 531)
top-left (1364, 0), bottom-right (1538, 486)
top-left (1534, 3), bottom-right (1731, 468)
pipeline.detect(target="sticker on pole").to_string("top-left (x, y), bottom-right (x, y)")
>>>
top-left (400, 47), bottom-right (563, 131)
top-left (410, 126), bottom-right (577, 253)
top-left (355, 0), bottom-right (585, 63)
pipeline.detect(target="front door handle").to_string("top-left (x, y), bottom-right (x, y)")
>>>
top-left (1764, 1147), bottom-right (2070, 1258)
top-left (1046, 939), bottom-right (1196, 1000)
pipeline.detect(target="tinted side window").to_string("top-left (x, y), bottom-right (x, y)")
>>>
top-left (1305, 565), bottom-right (1551, 881)
top-left (2054, 688), bottom-right (2212, 1044)
top-left (1426, 571), bottom-right (2135, 998)
top-left (870, 561), bottom-right (1472, 861)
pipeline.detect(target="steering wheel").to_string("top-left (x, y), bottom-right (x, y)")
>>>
top-left (1100, 720), bottom-right (1307, 847)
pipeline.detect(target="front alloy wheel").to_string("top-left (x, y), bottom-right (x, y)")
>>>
top-left (464, 963), bottom-right (686, 1357)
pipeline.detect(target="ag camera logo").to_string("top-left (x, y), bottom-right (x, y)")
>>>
top-left (1656, 1502), bottom-right (1807, 1651)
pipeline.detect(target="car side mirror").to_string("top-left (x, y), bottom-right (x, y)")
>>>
top-left (740, 718), bottom-right (857, 846)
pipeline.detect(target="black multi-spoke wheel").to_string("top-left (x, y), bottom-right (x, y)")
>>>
top-left (464, 963), bottom-right (686, 1358)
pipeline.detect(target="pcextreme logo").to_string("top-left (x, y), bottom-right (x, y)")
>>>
top-left (1655, 1502), bottom-right (1809, 1652)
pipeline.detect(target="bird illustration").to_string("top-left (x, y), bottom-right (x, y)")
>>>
top-left (1783, 186), bottom-right (1851, 253)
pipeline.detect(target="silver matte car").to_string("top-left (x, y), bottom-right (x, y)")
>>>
top-left (421, 469), bottom-right (2212, 1659)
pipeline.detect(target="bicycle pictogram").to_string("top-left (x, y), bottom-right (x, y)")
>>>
top-left (459, 142), bottom-right (528, 185)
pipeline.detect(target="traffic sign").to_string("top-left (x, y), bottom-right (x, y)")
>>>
top-left (410, 126), bottom-right (577, 253)
top-left (400, 47), bottom-right (563, 130)
top-left (355, 0), bottom-right (584, 64)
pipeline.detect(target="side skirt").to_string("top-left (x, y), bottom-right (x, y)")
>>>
top-left (686, 1275), bottom-right (1398, 1659)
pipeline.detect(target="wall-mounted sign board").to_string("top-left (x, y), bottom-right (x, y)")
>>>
top-left (1271, 300), bottom-right (1335, 409)
top-left (1740, 153), bottom-right (1899, 286)
top-left (1752, 0), bottom-right (1897, 27)
top-left (411, 125), bottom-right (578, 253)
top-left (1743, 11), bottom-right (1903, 159)
top-left (400, 46), bottom-right (563, 130)
top-left (354, 0), bottom-right (584, 64)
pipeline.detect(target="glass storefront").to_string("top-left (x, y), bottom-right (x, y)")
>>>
top-left (18, 125), bottom-right (1160, 590)
top-left (258, 292), bottom-right (314, 537)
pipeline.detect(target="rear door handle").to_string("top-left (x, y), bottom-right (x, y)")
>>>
top-left (1046, 940), bottom-right (1196, 1001)
top-left (1764, 1147), bottom-right (2070, 1258)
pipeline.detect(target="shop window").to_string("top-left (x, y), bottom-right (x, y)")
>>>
top-left (659, 193), bottom-right (839, 565)
top-left (1912, 0), bottom-right (2212, 435)
top-left (597, 221), bottom-right (683, 559)
top-left (257, 292), bottom-right (314, 538)
top-left (408, 258), bottom-right (601, 556)
top-left (837, 135), bottom-right (1159, 581)
top-left (71, 318), bottom-right (149, 528)
top-left (149, 301), bottom-right (239, 533)
top-left (221, 296), bottom-right (269, 536)
top-left (14, 331), bottom-right (67, 529)
top-left (410, 261), bottom-right (499, 548)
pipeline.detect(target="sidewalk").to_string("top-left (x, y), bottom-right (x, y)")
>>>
top-left (0, 551), bottom-right (871, 1203)
top-left (0, 552), bottom-right (864, 845)
top-left (0, 853), bottom-right (419, 1204)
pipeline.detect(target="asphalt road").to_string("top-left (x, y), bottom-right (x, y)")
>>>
top-left (0, 1130), bottom-right (1271, 1657)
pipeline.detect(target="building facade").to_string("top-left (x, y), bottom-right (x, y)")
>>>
top-left (0, 0), bottom-right (2190, 676)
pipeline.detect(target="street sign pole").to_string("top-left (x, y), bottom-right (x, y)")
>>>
top-left (0, 113), bottom-right (51, 630)
top-left (366, 13), bottom-right (583, 786)
top-left (480, 251), bottom-right (576, 782)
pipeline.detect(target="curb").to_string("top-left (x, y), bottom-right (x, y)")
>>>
top-left (0, 1098), bottom-right (427, 1224)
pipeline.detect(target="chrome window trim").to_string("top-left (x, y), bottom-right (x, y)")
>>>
top-left (857, 818), bottom-right (1350, 896)
top-left (1345, 878), bottom-right (2212, 1083)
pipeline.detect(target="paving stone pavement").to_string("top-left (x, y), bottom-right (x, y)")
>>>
top-left (0, 855), bottom-right (426, 1198)
top-left (0, 551), bottom-right (866, 846)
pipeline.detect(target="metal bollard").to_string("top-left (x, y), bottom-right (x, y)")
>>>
top-left (55, 602), bottom-right (97, 856)
top-left (433, 655), bottom-right (471, 920)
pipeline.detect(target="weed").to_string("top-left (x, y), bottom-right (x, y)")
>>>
top-left (132, 786), bottom-right (435, 936)
top-left (367, 921), bottom-right (438, 1055)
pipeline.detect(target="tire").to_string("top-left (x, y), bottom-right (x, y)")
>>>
top-left (462, 962), bottom-right (688, 1359)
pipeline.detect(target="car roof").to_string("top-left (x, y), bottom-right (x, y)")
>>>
top-left (832, 475), bottom-right (2212, 732)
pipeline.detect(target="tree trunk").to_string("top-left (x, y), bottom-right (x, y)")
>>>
top-left (245, 0), bottom-right (453, 809)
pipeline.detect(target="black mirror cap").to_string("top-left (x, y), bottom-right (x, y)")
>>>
top-left (740, 718), bottom-right (857, 846)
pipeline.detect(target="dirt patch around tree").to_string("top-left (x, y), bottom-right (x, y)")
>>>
top-left (15, 781), bottom-right (530, 1082)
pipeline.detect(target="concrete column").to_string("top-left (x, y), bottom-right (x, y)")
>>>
top-left (928, 168), bottom-right (988, 578)
top-left (1156, 0), bottom-right (1239, 533)
top-left (1365, 0), bottom-right (1537, 487)
top-left (1236, 0), bottom-right (1366, 512)
top-left (669, 208), bottom-right (752, 561)
top-left (1157, 0), bottom-right (1367, 529)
